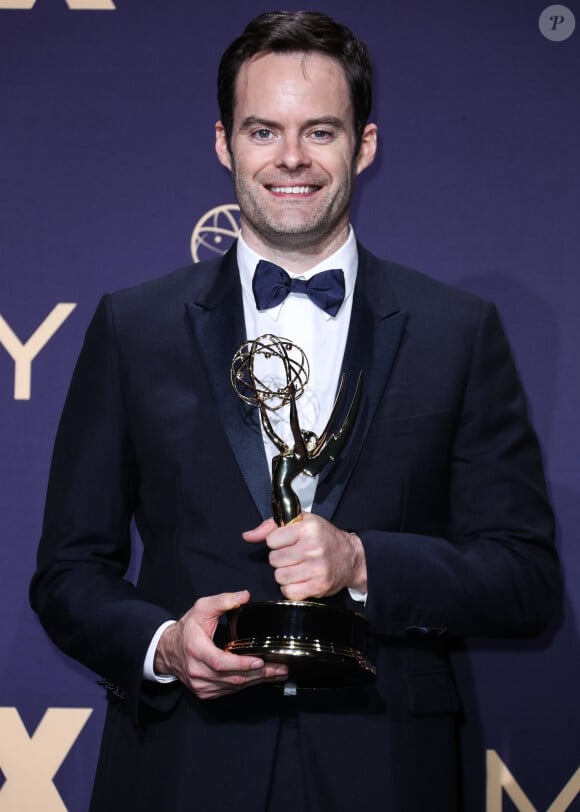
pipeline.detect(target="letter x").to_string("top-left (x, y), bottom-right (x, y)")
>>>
top-left (0, 707), bottom-right (92, 811)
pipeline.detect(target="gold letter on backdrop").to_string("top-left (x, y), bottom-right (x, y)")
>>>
top-left (0, 707), bottom-right (92, 811)
top-left (0, 1), bottom-right (116, 9)
top-left (65, 0), bottom-right (115, 7)
top-left (487, 750), bottom-right (580, 812)
top-left (0, 304), bottom-right (76, 400)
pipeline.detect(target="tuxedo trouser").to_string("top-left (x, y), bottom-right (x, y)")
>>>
top-left (266, 703), bottom-right (309, 811)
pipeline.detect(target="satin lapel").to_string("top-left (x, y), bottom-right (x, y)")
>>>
top-left (185, 248), bottom-right (272, 520)
top-left (313, 246), bottom-right (409, 521)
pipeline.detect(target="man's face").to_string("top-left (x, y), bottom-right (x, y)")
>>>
top-left (215, 51), bottom-right (377, 262)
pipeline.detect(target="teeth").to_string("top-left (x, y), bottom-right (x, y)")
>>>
top-left (269, 186), bottom-right (316, 194)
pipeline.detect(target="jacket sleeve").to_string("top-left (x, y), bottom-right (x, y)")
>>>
top-left (359, 301), bottom-right (561, 639)
top-left (29, 294), bottom-right (178, 718)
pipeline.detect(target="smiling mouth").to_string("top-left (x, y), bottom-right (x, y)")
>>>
top-left (267, 185), bottom-right (320, 194)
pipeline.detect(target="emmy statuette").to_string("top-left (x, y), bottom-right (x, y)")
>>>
top-left (227, 334), bottom-right (375, 688)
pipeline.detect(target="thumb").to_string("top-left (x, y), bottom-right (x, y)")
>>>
top-left (193, 590), bottom-right (251, 623)
top-left (242, 518), bottom-right (278, 542)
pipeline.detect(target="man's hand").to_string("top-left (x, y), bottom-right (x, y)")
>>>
top-left (154, 591), bottom-right (288, 699)
top-left (243, 513), bottom-right (367, 600)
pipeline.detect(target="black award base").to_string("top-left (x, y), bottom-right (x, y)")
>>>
top-left (225, 599), bottom-right (376, 689)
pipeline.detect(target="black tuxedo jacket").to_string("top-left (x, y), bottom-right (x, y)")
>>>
top-left (30, 244), bottom-right (559, 811)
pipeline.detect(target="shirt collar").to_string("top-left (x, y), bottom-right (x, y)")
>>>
top-left (237, 227), bottom-right (358, 319)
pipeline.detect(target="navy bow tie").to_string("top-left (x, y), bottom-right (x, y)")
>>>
top-left (252, 260), bottom-right (345, 317)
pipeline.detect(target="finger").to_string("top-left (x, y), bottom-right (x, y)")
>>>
top-left (242, 518), bottom-right (278, 542)
top-left (280, 581), bottom-right (315, 601)
top-left (185, 615), bottom-right (272, 675)
top-left (272, 560), bottom-right (320, 589)
top-left (213, 661), bottom-right (288, 686)
top-left (192, 590), bottom-right (251, 624)
top-left (198, 665), bottom-right (289, 699)
top-left (191, 647), bottom-right (289, 691)
top-left (262, 523), bottom-right (303, 551)
top-left (201, 640), bottom-right (267, 673)
top-left (268, 545), bottom-right (303, 569)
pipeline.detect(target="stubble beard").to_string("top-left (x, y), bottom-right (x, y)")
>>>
top-left (230, 159), bottom-right (356, 254)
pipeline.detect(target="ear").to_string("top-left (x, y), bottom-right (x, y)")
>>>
top-left (215, 121), bottom-right (232, 171)
top-left (355, 123), bottom-right (378, 176)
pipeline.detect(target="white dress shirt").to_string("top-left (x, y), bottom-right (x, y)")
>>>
top-left (236, 227), bottom-right (358, 512)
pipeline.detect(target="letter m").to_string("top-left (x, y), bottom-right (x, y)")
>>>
top-left (487, 750), bottom-right (580, 812)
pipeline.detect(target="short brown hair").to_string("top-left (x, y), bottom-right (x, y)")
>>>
top-left (217, 11), bottom-right (373, 147)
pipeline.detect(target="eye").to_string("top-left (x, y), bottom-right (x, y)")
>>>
top-left (310, 129), bottom-right (333, 142)
top-left (251, 128), bottom-right (274, 141)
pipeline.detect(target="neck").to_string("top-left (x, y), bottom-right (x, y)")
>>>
top-left (240, 223), bottom-right (350, 275)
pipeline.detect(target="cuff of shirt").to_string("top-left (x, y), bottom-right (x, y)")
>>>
top-left (348, 587), bottom-right (367, 604)
top-left (143, 619), bottom-right (178, 683)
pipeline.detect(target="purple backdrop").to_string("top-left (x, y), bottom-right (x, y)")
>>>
top-left (1, 1), bottom-right (578, 810)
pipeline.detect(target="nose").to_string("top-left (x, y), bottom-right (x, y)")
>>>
top-left (274, 133), bottom-right (311, 171)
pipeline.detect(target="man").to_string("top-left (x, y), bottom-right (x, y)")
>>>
top-left (30, 11), bottom-right (560, 811)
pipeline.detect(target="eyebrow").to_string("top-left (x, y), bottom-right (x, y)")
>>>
top-left (239, 115), bottom-right (347, 132)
